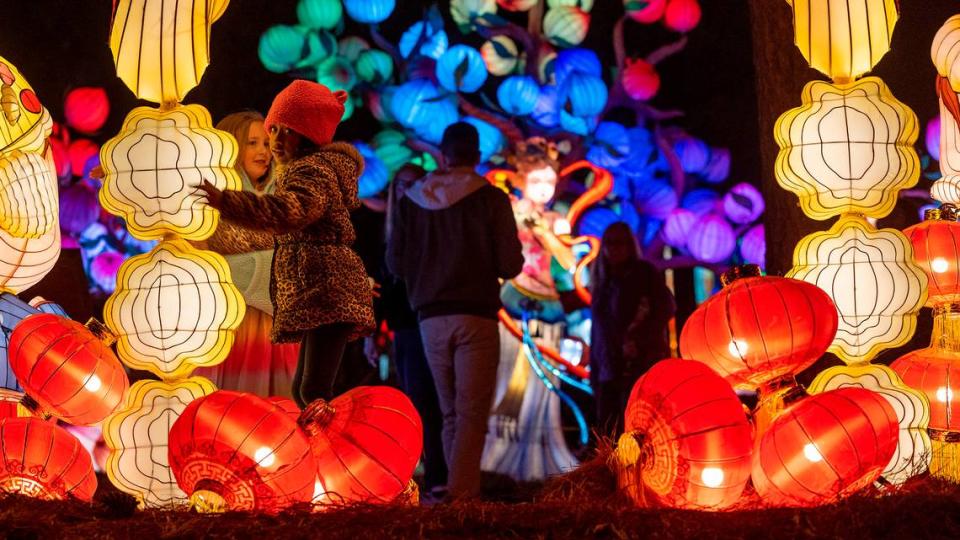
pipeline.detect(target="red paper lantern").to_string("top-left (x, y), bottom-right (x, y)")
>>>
top-left (664, 0), bottom-right (701, 33)
top-left (680, 267), bottom-right (838, 391)
top-left (67, 139), bottom-right (99, 177)
top-left (9, 314), bottom-right (128, 425)
top-left (622, 58), bottom-right (660, 101)
top-left (169, 390), bottom-right (316, 513)
top-left (0, 417), bottom-right (97, 501)
top-left (64, 87), bottom-right (110, 135)
top-left (752, 387), bottom-right (898, 506)
top-left (892, 347), bottom-right (960, 433)
top-left (620, 359), bottom-right (753, 510)
top-left (625, 0), bottom-right (666, 23)
top-left (904, 210), bottom-right (960, 306)
top-left (299, 386), bottom-right (422, 504)
top-left (49, 137), bottom-right (71, 180)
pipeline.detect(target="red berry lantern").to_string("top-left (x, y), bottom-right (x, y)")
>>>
top-left (299, 386), bottom-right (422, 504)
top-left (752, 387), bottom-right (898, 506)
top-left (625, 0), bottom-right (666, 24)
top-left (679, 265), bottom-right (838, 392)
top-left (622, 58), bottom-right (660, 102)
top-left (67, 139), bottom-right (99, 177)
top-left (169, 390), bottom-right (317, 513)
top-left (664, 0), bottom-right (701, 33)
top-left (0, 417), bottom-right (97, 501)
top-left (64, 87), bottom-right (110, 135)
top-left (618, 359), bottom-right (753, 510)
top-left (10, 314), bottom-right (128, 425)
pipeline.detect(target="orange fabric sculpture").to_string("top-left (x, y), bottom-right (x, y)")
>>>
top-left (0, 417), bottom-right (97, 501)
top-left (617, 359), bottom-right (753, 510)
top-left (298, 386), bottom-right (423, 504)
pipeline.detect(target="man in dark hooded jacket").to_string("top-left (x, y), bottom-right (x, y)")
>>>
top-left (387, 122), bottom-right (523, 500)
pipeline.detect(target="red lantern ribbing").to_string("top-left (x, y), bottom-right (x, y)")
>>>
top-left (904, 208), bottom-right (960, 305)
top-left (0, 417), bottom-right (97, 501)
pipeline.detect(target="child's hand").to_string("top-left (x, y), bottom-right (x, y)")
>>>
top-left (368, 277), bottom-right (381, 298)
top-left (193, 179), bottom-right (224, 208)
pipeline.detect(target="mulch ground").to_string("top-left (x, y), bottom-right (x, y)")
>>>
top-left (2, 449), bottom-right (960, 539)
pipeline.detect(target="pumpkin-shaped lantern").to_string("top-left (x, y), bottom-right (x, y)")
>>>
top-left (169, 390), bottom-right (317, 513)
top-left (617, 359), bottom-right (753, 510)
top-left (497, 76), bottom-right (540, 116)
top-left (296, 0), bottom-right (342, 31)
top-left (259, 25), bottom-right (310, 74)
top-left (343, 0), bottom-right (395, 24)
top-left (661, 208), bottom-right (697, 249)
top-left (686, 213), bottom-right (736, 264)
top-left (543, 6), bottom-right (590, 47)
top-left (0, 417), bottom-right (97, 501)
top-left (436, 45), bottom-right (488, 93)
top-left (9, 314), bottom-right (128, 425)
top-left (752, 387), bottom-right (898, 506)
top-left (722, 182), bottom-right (765, 225)
top-left (481, 36), bottom-right (519, 76)
top-left (904, 207), bottom-right (960, 306)
top-left (680, 266), bottom-right (838, 392)
top-left (740, 224), bottom-right (766, 268)
top-left (558, 71), bottom-right (606, 118)
top-left (622, 58), bottom-right (660, 101)
top-left (356, 49), bottom-right (394, 85)
top-left (398, 21), bottom-right (449, 60)
top-left (299, 386), bottom-right (423, 504)
top-left (664, 0), bottom-right (701, 33)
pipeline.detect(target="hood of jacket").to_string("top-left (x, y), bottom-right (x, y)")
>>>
top-left (311, 142), bottom-right (365, 210)
top-left (405, 168), bottom-right (488, 210)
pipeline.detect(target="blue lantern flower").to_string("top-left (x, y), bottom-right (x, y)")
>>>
top-left (497, 75), bottom-right (540, 115)
top-left (399, 21), bottom-right (449, 60)
top-left (356, 143), bottom-right (390, 198)
top-left (559, 110), bottom-right (596, 136)
top-left (618, 127), bottom-right (656, 178)
top-left (558, 71), bottom-right (607, 117)
top-left (681, 188), bottom-right (720, 216)
top-left (554, 47), bottom-right (602, 85)
top-left (343, 0), bottom-right (395, 24)
top-left (436, 45), bottom-right (488, 93)
top-left (356, 49), bottom-right (394, 84)
top-left (586, 121), bottom-right (630, 169)
top-left (576, 207), bottom-right (620, 238)
top-left (531, 84), bottom-right (560, 128)
top-left (297, 0), bottom-right (343, 30)
top-left (463, 117), bottom-right (504, 162)
top-left (633, 179), bottom-right (677, 220)
top-left (390, 79), bottom-right (445, 129)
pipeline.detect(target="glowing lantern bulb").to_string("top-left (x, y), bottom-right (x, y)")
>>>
top-left (255, 447), bottom-right (276, 468)
top-left (84, 374), bottom-right (102, 393)
top-left (700, 467), bottom-right (724, 488)
top-left (803, 443), bottom-right (824, 463)
top-left (727, 339), bottom-right (749, 358)
top-left (933, 257), bottom-right (950, 273)
top-left (937, 386), bottom-right (954, 403)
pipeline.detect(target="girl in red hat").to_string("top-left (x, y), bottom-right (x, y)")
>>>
top-left (196, 80), bottom-right (375, 408)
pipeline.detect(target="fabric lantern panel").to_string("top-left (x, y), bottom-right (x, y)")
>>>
top-left (99, 104), bottom-right (241, 241)
top-left (788, 215), bottom-right (927, 364)
top-left (0, 223), bottom-right (60, 294)
top-left (300, 386), bottom-right (422, 504)
top-left (481, 36), bottom-right (518, 76)
top-left (752, 387), bottom-right (899, 507)
top-left (787, 0), bottom-right (899, 82)
top-left (497, 76), bottom-right (540, 116)
top-left (933, 85), bottom-right (960, 204)
top-left (110, 0), bottom-right (226, 103)
top-left (586, 122), bottom-right (630, 170)
top-left (543, 6), bottom-right (590, 47)
top-left (398, 21), bottom-right (448, 60)
top-left (0, 55), bottom-right (52, 155)
top-left (296, 0), bottom-right (342, 30)
top-left (808, 364), bottom-right (931, 485)
top-left (0, 417), bottom-right (97, 501)
top-left (661, 208), bottom-right (697, 249)
top-left (686, 213), bottom-right (735, 264)
top-left (904, 216), bottom-right (960, 306)
top-left (616, 359), bottom-right (752, 510)
top-left (103, 377), bottom-right (216, 508)
top-left (64, 87), bottom-right (110, 135)
top-left (169, 391), bottom-right (317, 512)
top-left (436, 45), bottom-right (488, 93)
top-left (775, 77), bottom-right (919, 220)
top-left (740, 224), bottom-right (766, 268)
top-left (343, 0), bottom-right (395, 24)
top-left (338, 36), bottom-right (370, 62)
top-left (554, 48), bottom-right (602, 85)
top-left (9, 314), bottom-right (128, 425)
top-left (722, 182), bottom-right (765, 225)
top-left (0, 151), bottom-right (58, 239)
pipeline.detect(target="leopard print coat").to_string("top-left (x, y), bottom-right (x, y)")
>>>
top-left (216, 142), bottom-right (375, 343)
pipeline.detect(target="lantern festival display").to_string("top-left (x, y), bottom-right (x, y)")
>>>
top-left (169, 391), bottom-right (317, 513)
top-left (0, 150), bottom-right (58, 239)
top-left (299, 386), bottom-right (422, 504)
top-left (0, 417), bottom-right (97, 501)
top-left (616, 359), bottom-right (753, 510)
top-left (103, 0), bottom-right (245, 506)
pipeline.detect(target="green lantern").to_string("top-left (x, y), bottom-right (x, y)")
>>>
top-left (297, 0), bottom-right (343, 31)
top-left (316, 56), bottom-right (357, 93)
top-left (356, 49), bottom-right (394, 85)
top-left (338, 36), bottom-right (371, 63)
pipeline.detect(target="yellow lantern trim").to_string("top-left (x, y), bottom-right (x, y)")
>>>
top-left (99, 104), bottom-right (240, 241)
top-left (775, 77), bottom-right (919, 220)
top-left (104, 239), bottom-right (245, 380)
top-left (0, 151), bottom-right (58, 239)
top-left (103, 376), bottom-right (217, 508)
top-left (788, 215), bottom-right (927, 364)
top-left (808, 363), bottom-right (932, 485)
top-left (785, 0), bottom-right (899, 82)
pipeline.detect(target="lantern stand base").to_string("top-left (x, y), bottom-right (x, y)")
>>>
top-left (930, 430), bottom-right (960, 482)
top-left (753, 376), bottom-right (805, 437)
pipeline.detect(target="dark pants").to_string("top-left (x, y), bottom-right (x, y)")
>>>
top-left (593, 378), bottom-right (630, 439)
top-left (394, 327), bottom-right (448, 491)
top-left (292, 323), bottom-right (352, 408)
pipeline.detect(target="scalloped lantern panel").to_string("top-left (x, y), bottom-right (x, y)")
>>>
top-left (788, 215), bottom-right (927, 364)
top-left (110, 0), bottom-right (229, 103)
top-left (99, 104), bottom-right (240, 241)
top-left (932, 15), bottom-right (960, 93)
top-left (785, 0), bottom-right (899, 81)
top-left (775, 77), bottom-right (919, 220)
top-left (0, 56), bottom-right (52, 155)
top-left (808, 363), bottom-right (931, 485)
top-left (933, 93), bottom-right (960, 204)
top-left (103, 377), bottom-right (216, 508)
top-left (0, 224), bottom-right (59, 294)
top-left (0, 151), bottom-right (58, 239)
top-left (104, 239), bottom-right (245, 380)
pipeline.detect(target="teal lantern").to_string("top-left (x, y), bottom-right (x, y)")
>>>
top-left (299, 29), bottom-right (338, 67)
top-left (372, 130), bottom-right (414, 173)
top-left (543, 6), bottom-right (591, 47)
top-left (463, 117), bottom-right (504, 162)
top-left (414, 98), bottom-right (460, 145)
top-left (532, 84), bottom-right (560, 127)
top-left (547, 0), bottom-right (594, 11)
top-left (391, 79), bottom-right (446, 129)
top-left (586, 121), bottom-right (630, 169)
top-left (559, 71), bottom-right (607, 117)
top-left (399, 21), bottom-right (448, 60)
top-left (436, 45), bottom-right (488, 93)
top-left (343, 0), bottom-right (395, 24)
top-left (497, 75), bottom-right (540, 116)
top-left (356, 49), bottom-right (394, 84)
top-left (297, 0), bottom-right (343, 30)
top-left (559, 109), bottom-right (595, 136)
top-left (316, 56), bottom-right (357, 93)
top-left (258, 25), bottom-right (308, 73)
top-left (356, 143), bottom-right (390, 198)
top-left (338, 36), bottom-right (371, 62)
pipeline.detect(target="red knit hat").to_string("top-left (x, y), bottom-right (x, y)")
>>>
top-left (264, 80), bottom-right (347, 147)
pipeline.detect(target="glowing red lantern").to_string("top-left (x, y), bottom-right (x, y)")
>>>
top-left (664, 0), bottom-right (701, 33)
top-left (299, 386), bottom-right (422, 504)
top-left (752, 387), bottom-right (898, 507)
top-left (679, 266), bottom-right (838, 392)
top-left (49, 138), bottom-right (71, 180)
top-left (9, 314), bottom-right (128, 425)
top-left (169, 390), bottom-right (317, 513)
top-left (64, 87), bottom-right (110, 135)
top-left (0, 417), bottom-right (97, 501)
top-left (625, 0), bottom-right (665, 23)
top-left (618, 359), bottom-right (753, 510)
top-left (67, 139), bottom-right (99, 177)
top-left (622, 58), bottom-right (660, 102)
top-left (893, 346), bottom-right (960, 434)
top-left (904, 208), bottom-right (960, 306)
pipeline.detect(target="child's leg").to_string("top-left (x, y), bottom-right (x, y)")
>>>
top-left (299, 323), bottom-right (353, 404)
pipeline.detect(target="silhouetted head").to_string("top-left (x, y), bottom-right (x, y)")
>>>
top-left (440, 122), bottom-right (481, 168)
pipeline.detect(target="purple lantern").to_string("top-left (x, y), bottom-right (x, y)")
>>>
top-left (673, 137), bottom-right (710, 174)
top-left (59, 181), bottom-right (101, 237)
top-left (927, 117), bottom-right (941, 162)
top-left (687, 213), bottom-right (736, 264)
top-left (661, 208), bottom-right (697, 249)
top-left (681, 188), bottom-right (720, 216)
top-left (634, 180), bottom-right (678, 220)
top-left (90, 251), bottom-right (125, 293)
top-left (702, 148), bottom-right (730, 183)
top-left (722, 182), bottom-right (765, 224)
top-left (740, 224), bottom-right (765, 268)
top-left (576, 207), bottom-right (621, 238)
